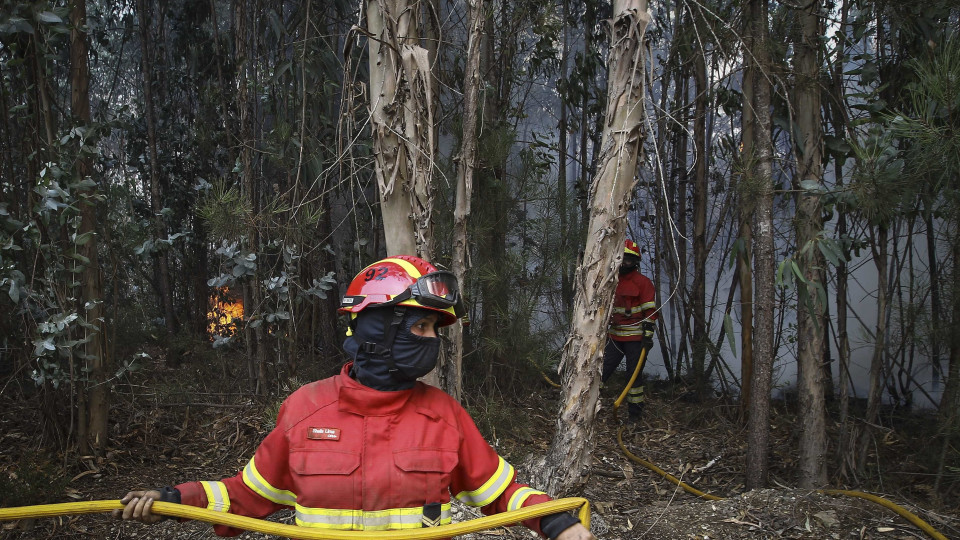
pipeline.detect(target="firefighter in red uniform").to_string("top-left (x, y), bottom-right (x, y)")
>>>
top-left (602, 240), bottom-right (657, 421)
top-left (116, 256), bottom-right (594, 540)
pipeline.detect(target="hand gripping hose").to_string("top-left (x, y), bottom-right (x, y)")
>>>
top-left (0, 497), bottom-right (590, 540)
top-left (616, 427), bottom-right (948, 540)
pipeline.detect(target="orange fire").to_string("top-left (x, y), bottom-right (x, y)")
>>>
top-left (208, 287), bottom-right (244, 336)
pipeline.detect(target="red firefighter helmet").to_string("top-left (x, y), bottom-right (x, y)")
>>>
top-left (339, 256), bottom-right (462, 327)
top-left (624, 239), bottom-right (641, 257)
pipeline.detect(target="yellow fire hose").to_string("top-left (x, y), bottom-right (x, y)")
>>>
top-left (615, 427), bottom-right (948, 540)
top-left (613, 347), bottom-right (647, 411)
top-left (0, 497), bottom-right (590, 539)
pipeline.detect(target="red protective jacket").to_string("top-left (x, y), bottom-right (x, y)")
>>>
top-left (608, 270), bottom-right (657, 342)
top-left (176, 363), bottom-right (553, 536)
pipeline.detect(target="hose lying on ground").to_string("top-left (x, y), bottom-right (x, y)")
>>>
top-left (615, 426), bottom-right (947, 540)
top-left (0, 497), bottom-right (590, 540)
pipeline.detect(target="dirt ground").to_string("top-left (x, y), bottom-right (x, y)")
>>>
top-left (1, 354), bottom-right (958, 540)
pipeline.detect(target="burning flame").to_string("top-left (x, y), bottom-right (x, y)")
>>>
top-left (208, 287), bottom-right (244, 336)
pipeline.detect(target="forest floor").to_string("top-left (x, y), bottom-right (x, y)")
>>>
top-left (1, 349), bottom-right (959, 540)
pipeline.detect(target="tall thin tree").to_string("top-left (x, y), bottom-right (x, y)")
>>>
top-left (444, 0), bottom-right (485, 402)
top-left (738, 0), bottom-right (756, 420)
top-left (793, 0), bottom-right (828, 488)
top-left (691, 4), bottom-right (709, 393)
top-left (527, 0), bottom-right (651, 495)
top-left (71, 0), bottom-right (107, 454)
top-left (745, 0), bottom-right (776, 490)
top-left (136, 0), bottom-right (177, 337)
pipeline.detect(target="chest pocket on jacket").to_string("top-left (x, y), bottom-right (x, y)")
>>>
top-left (618, 280), bottom-right (641, 299)
top-left (290, 450), bottom-right (360, 506)
top-left (394, 449), bottom-right (458, 503)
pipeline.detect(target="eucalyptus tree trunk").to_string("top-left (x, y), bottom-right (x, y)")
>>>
top-left (475, 3), bottom-right (514, 393)
top-left (443, 0), bottom-right (485, 403)
top-left (835, 180), bottom-right (853, 477)
top-left (691, 17), bottom-right (708, 394)
top-left (137, 0), bottom-right (176, 337)
top-left (366, 0), bottom-right (435, 259)
top-left (830, 0), bottom-right (853, 480)
top-left (793, 0), bottom-right (827, 488)
top-left (557, 0), bottom-right (571, 315)
top-left (738, 0), bottom-right (756, 420)
top-left (673, 66), bottom-right (690, 376)
top-left (858, 225), bottom-right (889, 475)
top-left (420, 0), bottom-right (441, 148)
top-left (527, 0), bottom-right (650, 496)
top-left (655, 7), bottom-right (680, 381)
top-left (935, 234), bottom-right (960, 493)
top-left (71, 0), bottom-right (107, 454)
top-left (745, 0), bottom-right (776, 490)
top-left (235, 0), bottom-right (267, 394)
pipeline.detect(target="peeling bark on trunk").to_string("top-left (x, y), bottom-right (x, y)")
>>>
top-left (443, 0), bottom-right (484, 403)
top-left (366, 0), bottom-right (435, 259)
top-left (793, 0), bottom-right (827, 489)
top-left (526, 0), bottom-right (650, 496)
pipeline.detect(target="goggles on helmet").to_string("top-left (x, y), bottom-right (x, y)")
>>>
top-left (383, 271), bottom-right (464, 315)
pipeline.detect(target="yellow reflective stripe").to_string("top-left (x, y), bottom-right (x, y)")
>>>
top-left (242, 456), bottom-right (296, 506)
top-left (507, 487), bottom-right (545, 511)
top-left (455, 457), bottom-right (514, 507)
top-left (379, 258), bottom-right (423, 279)
top-left (295, 503), bottom-right (452, 530)
top-left (609, 327), bottom-right (645, 336)
top-left (614, 305), bottom-right (654, 316)
top-left (613, 321), bottom-right (644, 328)
top-left (200, 481), bottom-right (230, 513)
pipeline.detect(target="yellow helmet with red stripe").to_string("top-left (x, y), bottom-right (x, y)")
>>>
top-left (339, 256), bottom-right (461, 327)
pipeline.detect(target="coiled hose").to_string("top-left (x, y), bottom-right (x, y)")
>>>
top-left (0, 497), bottom-right (590, 539)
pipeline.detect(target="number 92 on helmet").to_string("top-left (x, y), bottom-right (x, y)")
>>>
top-left (339, 256), bottom-right (464, 327)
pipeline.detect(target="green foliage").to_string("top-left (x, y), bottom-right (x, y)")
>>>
top-left (198, 181), bottom-right (253, 242)
top-left (848, 127), bottom-right (913, 226)
top-left (0, 162), bottom-right (104, 390)
top-left (889, 33), bottom-right (960, 205)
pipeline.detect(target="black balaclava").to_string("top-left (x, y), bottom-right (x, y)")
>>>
top-left (620, 253), bottom-right (640, 275)
top-left (342, 306), bottom-right (441, 391)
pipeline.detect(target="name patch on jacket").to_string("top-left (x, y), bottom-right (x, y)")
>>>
top-left (307, 427), bottom-right (341, 440)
